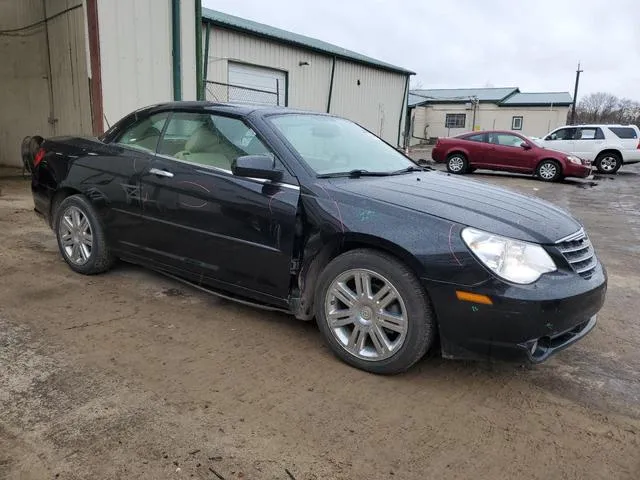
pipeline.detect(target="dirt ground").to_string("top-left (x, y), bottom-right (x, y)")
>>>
top-left (1, 163), bottom-right (639, 480)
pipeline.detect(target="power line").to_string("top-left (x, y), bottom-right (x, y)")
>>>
top-left (0, 3), bottom-right (82, 36)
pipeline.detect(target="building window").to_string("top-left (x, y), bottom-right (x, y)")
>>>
top-left (445, 113), bottom-right (466, 129)
top-left (512, 116), bottom-right (523, 130)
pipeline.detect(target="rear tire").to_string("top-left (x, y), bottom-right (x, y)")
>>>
top-left (446, 154), bottom-right (468, 174)
top-left (54, 195), bottom-right (114, 275)
top-left (315, 249), bottom-right (436, 374)
top-left (594, 152), bottom-right (622, 174)
top-left (536, 159), bottom-right (562, 182)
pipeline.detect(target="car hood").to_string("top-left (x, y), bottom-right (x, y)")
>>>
top-left (329, 172), bottom-right (581, 244)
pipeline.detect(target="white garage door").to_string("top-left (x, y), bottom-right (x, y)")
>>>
top-left (228, 62), bottom-right (286, 106)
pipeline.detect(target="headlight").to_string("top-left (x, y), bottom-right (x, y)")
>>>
top-left (461, 228), bottom-right (556, 284)
top-left (566, 155), bottom-right (582, 165)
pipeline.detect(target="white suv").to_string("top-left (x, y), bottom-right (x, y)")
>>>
top-left (539, 124), bottom-right (640, 173)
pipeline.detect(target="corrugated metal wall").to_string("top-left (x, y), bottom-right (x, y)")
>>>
top-left (204, 26), bottom-right (408, 145)
top-left (98, 0), bottom-right (198, 127)
top-left (0, 0), bottom-right (91, 167)
top-left (330, 60), bottom-right (407, 144)
top-left (0, 0), bottom-right (50, 166)
top-left (46, 0), bottom-right (92, 136)
top-left (97, 0), bottom-right (172, 127)
top-left (205, 27), bottom-right (333, 112)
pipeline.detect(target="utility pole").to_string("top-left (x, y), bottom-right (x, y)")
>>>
top-left (570, 62), bottom-right (583, 124)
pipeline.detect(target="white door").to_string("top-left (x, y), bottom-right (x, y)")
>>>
top-left (541, 127), bottom-right (577, 154)
top-left (572, 127), bottom-right (605, 161)
top-left (228, 62), bottom-right (286, 106)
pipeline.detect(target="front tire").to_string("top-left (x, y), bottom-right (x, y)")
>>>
top-left (594, 152), bottom-right (622, 174)
top-left (54, 195), bottom-right (114, 275)
top-left (536, 159), bottom-right (562, 182)
top-left (315, 249), bottom-right (436, 374)
top-left (446, 153), bottom-right (468, 174)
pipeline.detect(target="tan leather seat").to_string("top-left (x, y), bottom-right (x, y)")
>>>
top-left (175, 126), bottom-right (232, 169)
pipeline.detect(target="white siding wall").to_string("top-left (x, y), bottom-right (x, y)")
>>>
top-left (98, 0), bottom-right (197, 127)
top-left (205, 27), bottom-right (333, 111)
top-left (180, 0), bottom-right (197, 101)
top-left (0, 0), bottom-right (90, 167)
top-left (97, 0), bottom-right (172, 127)
top-left (410, 103), bottom-right (570, 144)
top-left (46, 0), bottom-right (92, 136)
top-left (330, 60), bottom-right (407, 144)
top-left (204, 26), bottom-right (408, 145)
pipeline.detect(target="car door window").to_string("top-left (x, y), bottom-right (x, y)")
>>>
top-left (489, 133), bottom-right (523, 147)
top-left (157, 113), bottom-right (274, 171)
top-left (465, 133), bottom-right (486, 142)
top-left (546, 128), bottom-right (577, 141)
top-left (576, 127), bottom-right (599, 140)
top-left (115, 113), bottom-right (169, 152)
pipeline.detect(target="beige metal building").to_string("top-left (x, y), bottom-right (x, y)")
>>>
top-left (1, 3), bottom-right (413, 168)
top-left (1, 0), bottom-right (199, 168)
top-left (202, 9), bottom-right (413, 147)
top-left (409, 88), bottom-right (572, 145)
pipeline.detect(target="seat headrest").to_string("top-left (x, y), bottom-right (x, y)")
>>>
top-left (185, 126), bottom-right (220, 152)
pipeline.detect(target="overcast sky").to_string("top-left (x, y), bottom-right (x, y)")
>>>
top-left (203, 0), bottom-right (639, 101)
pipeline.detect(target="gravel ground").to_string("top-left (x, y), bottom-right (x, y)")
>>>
top-left (1, 164), bottom-right (639, 480)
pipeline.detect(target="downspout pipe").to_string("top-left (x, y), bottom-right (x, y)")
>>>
top-left (397, 74), bottom-right (410, 148)
top-left (195, 0), bottom-right (203, 100)
top-left (171, 0), bottom-right (182, 101)
top-left (326, 56), bottom-right (336, 113)
top-left (203, 23), bottom-right (210, 99)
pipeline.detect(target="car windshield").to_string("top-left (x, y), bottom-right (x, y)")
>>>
top-left (268, 114), bottom-right (415, 176)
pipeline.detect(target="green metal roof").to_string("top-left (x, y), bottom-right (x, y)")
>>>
top-left (409, 87), bottom-right (518, 106)
top-left (500, 92), bottom-right (573, 106)
top-left (409, 88), bottom-right (572, 107)
top-left (202, 8), bottom-right (414, 75)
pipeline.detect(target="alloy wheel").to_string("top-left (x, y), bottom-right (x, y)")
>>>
top-left (59, 206), bottom-right (93, 265)
top-left (324, 269), bottom-right (408, 361)
top-left (599, 156), bottom-right (617, 172)
top-left (539, 162), bottom-right (557, 180)
top-left (448, 156), bottom-right (465, 172)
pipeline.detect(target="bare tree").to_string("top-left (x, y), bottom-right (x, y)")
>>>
top-left (410, 78), bottom-right (424, 90)
top-left (574, 92), bottom-right (640, 126)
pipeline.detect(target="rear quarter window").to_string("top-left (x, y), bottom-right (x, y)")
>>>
top-left (608, 127), bottom-right (638, 139)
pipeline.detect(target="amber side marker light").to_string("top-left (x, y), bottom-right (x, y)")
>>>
top-left (456, 291), bottom-right (493, 305)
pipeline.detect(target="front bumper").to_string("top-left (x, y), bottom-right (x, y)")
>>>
top-left (425, 261), bottom-right (607, 363)
top-left (564, 162), bottom-right (592, 178)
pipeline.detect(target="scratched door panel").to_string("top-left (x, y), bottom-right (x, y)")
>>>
top-left (139, 158), bottom-right (299, 301)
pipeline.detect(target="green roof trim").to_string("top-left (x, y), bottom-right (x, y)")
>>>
top-left (409, 88), bottom-right (572, 107)
top-left (202, 8), bottom-right (414, 75)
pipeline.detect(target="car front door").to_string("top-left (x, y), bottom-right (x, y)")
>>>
top-left (485, 133), bottom-right (532, 171)
top-left (542, 127), bottom-right (577, 154)
top-left (572, 127), bottom-right (604, 161)
top-left (137, 111), bottom-right (300, 304)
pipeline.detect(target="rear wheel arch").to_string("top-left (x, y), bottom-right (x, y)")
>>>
top-left (50, 187), bottom-right (82, 227)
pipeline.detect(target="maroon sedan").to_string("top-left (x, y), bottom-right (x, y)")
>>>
top-left (431, 130), bottom-right (591, 182)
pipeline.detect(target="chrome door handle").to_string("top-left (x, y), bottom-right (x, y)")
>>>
top-left (149, 168), bottom-right (174, 178)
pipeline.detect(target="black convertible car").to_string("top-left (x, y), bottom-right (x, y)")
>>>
top-left (27, 102), bottom-right (607, 374)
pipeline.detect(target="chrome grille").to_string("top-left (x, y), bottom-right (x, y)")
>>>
top-left (556, 229), bottom-right (597, 279)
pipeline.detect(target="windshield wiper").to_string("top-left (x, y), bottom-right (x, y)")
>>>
top-left (317, 169), bottom-right (393, 179)
top-left (390, 165), bottom-right (433, 175)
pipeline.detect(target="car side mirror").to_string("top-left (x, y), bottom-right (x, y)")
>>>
top-left (521, 142), bottom-right (532, 150)
top-left (231, 154), bottom-right (283, 181)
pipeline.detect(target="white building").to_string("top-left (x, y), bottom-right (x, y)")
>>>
top-left (408, 88), bottom-right (572, 145)
top-left (201, 8), bottom-right (413, 147)
top-left (0, 2), bottom-right (413, 168)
